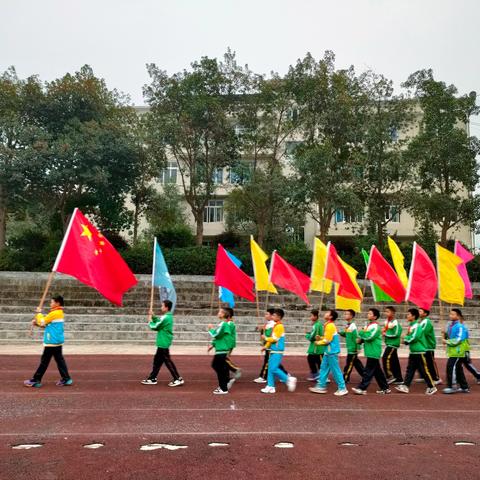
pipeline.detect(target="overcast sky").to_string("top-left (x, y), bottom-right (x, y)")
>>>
top-left (2, 0), bottom-right (480, 131)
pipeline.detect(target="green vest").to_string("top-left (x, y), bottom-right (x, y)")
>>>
top-left (149, 312), bottom-right (174, 348)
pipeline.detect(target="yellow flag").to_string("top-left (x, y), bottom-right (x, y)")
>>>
top-left (250, 236), bottom-right (277, 294)
top-left (436, 244), bottom-right (465, 305)
top-left (310, 238), bottom-right (332, 294)
top-left (387, 236), bottom-right (409, 288)
top-left (335, 258), bottom-right (362, 312)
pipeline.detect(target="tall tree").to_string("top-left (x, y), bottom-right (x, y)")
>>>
top-left (403, 70), bottom-right (480, 246)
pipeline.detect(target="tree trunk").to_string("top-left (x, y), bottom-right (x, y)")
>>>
top-left (257, 221), bottom-right (266, 248)
top-left (440, 223), bottom-right (448, 247)
top-left (133, 197), bottom-right (140, 245)
top-left (195, 214), bottom-right (204, 246)
top-left (0, 202), bottom-right (6, 252)
top-left (377, 222), bottom-right (384, 250)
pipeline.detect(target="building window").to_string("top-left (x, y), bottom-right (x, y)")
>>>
top-left (385, 206), bottom-right (401, 223)
top-left (160, 161), bottom-right (178, 184)
top-left (204, 200), bottom-right (224, 223)
top-left (335, 209), bottom-right (363, 224)
top-left (212, 168), bottom-right (224, 185)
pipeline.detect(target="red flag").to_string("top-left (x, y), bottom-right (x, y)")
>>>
top-left (366, 246), bottom-right (406, 303)
top-left (406, 242), bottom-right (437, 309)
top-left (214, 244), bottom-right (255, 302)
top-left (269, 251), bottom-right (311, 304)
top-left (53, 208), bottom-right (138, 306)
top-left (324, 243), bottom-right (362, 300)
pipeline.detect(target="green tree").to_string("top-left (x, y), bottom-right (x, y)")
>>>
top-left (403, 70), bottom-right (480, 246)
top-left (145, 183), bottom-right (187, 231)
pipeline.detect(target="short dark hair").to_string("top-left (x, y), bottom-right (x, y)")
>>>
top-left (266, 307), bottom-right (275, 315)
top-left (273, 308), bottom-right (284, 319)
top-left (52, 295), bottom-right (64, 307)
top-left (369, 308), bottom-right (380, 320)
top-left (419, 308), bottom-right (430, 316)
top-left (451, 308), bottom-right (463, 319)
top-left (346, 309), bottom-right (356, 318)
top-left (385, 306), bottom-right (396, 313)
top-left (408, 308), bottom-right (419, 320)
top-left (162, 300), bottom-right (173, 311)
top-left (327, 309), bottom-right (338, 321)
top-left (223, 307), bottom-right (234, 319)
top-left (311, 309), bottom-right (319, 318)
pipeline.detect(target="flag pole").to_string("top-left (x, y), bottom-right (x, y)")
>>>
top-left (149, 238), bottom-right (157, 318)
top-left (210, 282), bottom-right (216, 316)
top-left (30, 270), bottom-right (56, 337)
top-left (266, 251), bottom-right (276, 309)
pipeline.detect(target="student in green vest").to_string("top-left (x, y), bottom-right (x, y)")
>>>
top-left (339, 309), bottom-right (364, 383)
top-left (142, 300), bottom-right (184, 387)
top-left (382, 306), bottom-right (403, 385)
top-left (305, 309), bottom-right (324, 381)
top-left (416, 308), bottom-right (441, 385)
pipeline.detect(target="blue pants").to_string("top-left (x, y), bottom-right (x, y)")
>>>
top-left (316, 354), bottom-right (346, 390)
top-left (267, 353), bottom-right (288, 387)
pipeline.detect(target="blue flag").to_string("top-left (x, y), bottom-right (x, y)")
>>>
top-left (152, 238), bottom-right (177, 312)
top-left (219, 250), bottom-right (242, 308)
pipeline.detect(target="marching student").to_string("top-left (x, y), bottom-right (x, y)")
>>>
top-left (309, 309), bottom-right (349, 396)
top-left (225, 308), bottom-right (242, 390)
top-left (141, 300), bottom-right (184, 387)
top-left (382, 306), bottom-right (403, 385)
top-left (442, 309), bottom-right (470, 394)
top-left (462, 318), bottom-right (480, 383)
top-left (253, 308), bottom-right (289, 383)
top-left (260, 308), bottom-right (297, 394)
top-left (339, 309), bottom-right (364, 383)
top-left (395, 308), bottom-right (437, 395)
top-left (24, 295), bottom-right (73, 388)
top-left (417, 308), bottom-right (441, 385)
top-left (352, 308), bottom-right (389, 395)
top-left (208, 307), bottom-right (234, 394)
top-left (305, 309), bottom-right (324, 381)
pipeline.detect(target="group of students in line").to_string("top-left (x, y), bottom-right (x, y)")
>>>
top-left (24, 295), bottom-right (480, 397)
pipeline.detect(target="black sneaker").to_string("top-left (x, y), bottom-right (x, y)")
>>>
top-left (141, 378), bottom-right (157, 385)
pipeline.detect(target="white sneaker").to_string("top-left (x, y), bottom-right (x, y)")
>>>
top-left (141, 379), bottom-right (157, 385)
top-left (434, 379), bottom-right (443, 385)
top-left (234, 369), bottom-right (242, 380)
top-left (352, 387), bottom-right (367, 395)
top-left (261, 386), bottom-right (276, 394)
top-left (286, 376), bottom-right (297, 392)
top-left (168, 378), bottom-right (184, 387)
top-left (227, 378), bottom-right (235, 390)
top-left (334, 389), bottom-right (349, 396)
top-left (309, 386), bottom-right (327, 394)
top-left (213, 387), bottom-right (228, 395)
top-left (395, 384), bottom-right (409, 394)
top-left (426, 387), bottom-right (438, 395)
top-left (253, 377), bottom-right (267, 384)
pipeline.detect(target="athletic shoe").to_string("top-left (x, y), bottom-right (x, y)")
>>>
top-left (376, 389), bottom-right (391, 394)
top-left (386, 376), bottom-right (396, 385)
top-left (261, 386), bottom-right (276, 394)
top-left (253, 377), bottom-right (267, 384)
top-left (56, 378), bottom-right (73, 386)
top-left (141, 379), bottom-right (157, 385)
top-left (213, 387), bottom-right (228, 395)
top-left (227, 378), bottom-right (236, 391)
top-left (442, 387), bottom-right (458, 394)
top-left (414, 378), bottom-right (426, 383)
top-left (306, 374), bottom-right (318, 381)
top-left (309, 386), bottom-right (328, 394)
top-left (286, 376), bottom-right (297, 392)
top-left (476, 379), bottom-right (480, 385)
top-left (24, 379), bottom-right (41, 388)
top-left (352, 387), bottom-right (367, 395)
top-left (425, 387), bottom-right (438, 395)
top-left (334, 389), bottom-right (349, 396)
top-left (395, 385), bottom-right (409, 394)
top-left (434, 379), bottom-right (443, 385)
top-left (168, 378), bottom-right (184, 387)
top-left (459, 388), bottom-right (470, 394)
top-left (393, 380), bottom-right (404, 385)
top-left (234, 369), bottom-right (242, 380)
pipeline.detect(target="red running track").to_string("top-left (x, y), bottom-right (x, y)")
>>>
top-left (1, 354), bottom-right (480, 479)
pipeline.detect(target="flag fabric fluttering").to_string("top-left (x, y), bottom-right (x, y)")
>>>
top-left (152, 238), bottom-right (177, 312)
top-left (387, 236), bottom-right (409, 288)
top-left (365, 246), bottom-right (406, 303)
top-left (454, 240), bottom-right (475, 299)
top-left (310, 238), bottom-right (332, 294)
top-left (361, 249), bottom-right (393, 302)
top-left (335, 258), bottom-right (363, 313)
top-left (219, 250), bottom-right (243, 307)
top-left (269, 251), bottom-right (311, 304)
top-left (405, 242), bottom-right (437, 310)
top-left (324, 242), bottom-right (362, 300)
top-left (214, 244), bottom-right (256, 302)
top-left (250, 236), bottom-right (277, 294)
top-left (53, 208), bottom-right (138, 306)
top-left (436, 244), bottom-right (465, 306)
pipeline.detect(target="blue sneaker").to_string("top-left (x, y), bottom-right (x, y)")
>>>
top-left (24, 379), bottom-right (41, 388)
top-left (56, 378), bottom-right (73, 386)
top-left (442, 387), bottom-right (458, 394)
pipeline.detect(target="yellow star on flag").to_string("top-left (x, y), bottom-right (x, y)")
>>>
top-left (80, 224), bottom-right (93, 241)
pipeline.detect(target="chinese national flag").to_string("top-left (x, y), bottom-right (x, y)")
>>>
top-left (53, 208), bottom-right (138, 306)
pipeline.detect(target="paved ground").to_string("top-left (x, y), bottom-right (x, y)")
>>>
top-left (2, 355), bottom-right (480, 479)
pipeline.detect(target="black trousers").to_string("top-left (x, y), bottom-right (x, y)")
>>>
top-left (307, 354), bottom-right (322, 375)
top-left (425, 350), bottom-right (440, 382)
top-left (344, 353), bottom-right (364, 382)
top-left (148, 348), bottom-right (180, 380)
top-left (212, 353), bottom-right (230, 392)
top-left (446, 357), bottom-right (469, 389)
top-left (259, 350), bottom-right (288, 379)
top-left (226, 355), bottom-right (240, 373)
top-left (464, 352), bottom-right (480, 380)
top-left (382, 346), bottom-right (403, 382)
top-left (404, 354), bottom-right (434, 388)
top-left (33, 346), bottom-right (70, 382)
top-left (358, 357), bottom-right (388, 391)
